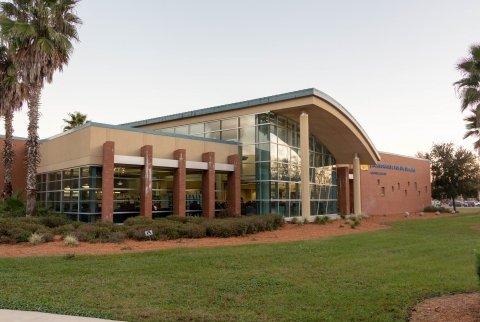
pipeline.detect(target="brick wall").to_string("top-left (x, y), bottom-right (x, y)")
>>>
top-left (360, 152), bottom-right (431, 215)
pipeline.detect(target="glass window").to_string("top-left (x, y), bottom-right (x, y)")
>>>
top-left (205, 120), bottom-right (220, 132)
top-left (205, 131), bottom-right (221, 140)
top-left (174, 125), bottom-right (188, 135)
top-left (221, 129), bottom-right (238, 141)
top-left (189, 123), bottom-right (204, 134)
top-left (239, 115), bottom-right (255, 127)
top-left (239, 127), bottom-right (255, 144)
top-left (221, 118), bottom-right (238, 130)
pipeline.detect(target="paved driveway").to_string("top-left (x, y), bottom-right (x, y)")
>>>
top-left (0, 310), bottom-right (121, 322)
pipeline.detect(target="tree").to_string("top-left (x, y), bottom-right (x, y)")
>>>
top-left (0, 0), bottom-right (81, 215)
top-left (455, 44), bottom-right (480, 151)
top-left (417, 143), bottom-right (480, 212)
top-left (463, 109), bottom-right (480, 151)
top-left (63, 111), bottom-right (87, 131)
top-left (0, 44), bottom-right (28, 198)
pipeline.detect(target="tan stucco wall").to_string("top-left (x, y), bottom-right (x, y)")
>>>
top-left (38, 125), bottom-right (238, 173)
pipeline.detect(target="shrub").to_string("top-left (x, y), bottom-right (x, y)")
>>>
top-left (28, 233), bottom-right (45, 245)
top-left (38, 214), bottom-right (70, 228)
top-left (176, 223), bottom-right (207, 238)
top-left (123, 216), bottom-right (154, 226)
top-left (204, 214), bottom-right (283, 238)
top-left (423, 205), bottom-right (449, 213)
top-left (54, 224), bottom-right (78, 236)
top-left (0, 195), bottom-right (25, 218)
top-left (73, 222), bottom-right (123, 243)
top-left (315, 216), bottom-right (331, 225)
top-left (64, 234), bottom-right (79, 246)
top-left (0, 217), bottom-right (46, 244)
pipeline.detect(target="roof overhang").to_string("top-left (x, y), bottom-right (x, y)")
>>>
top-left (274, 90), bottom-right (380, 165)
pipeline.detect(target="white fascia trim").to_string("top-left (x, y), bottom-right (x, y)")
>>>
top-left (215, 163), bottom-right (234, 172)
top-left (153, 158), bottom-right (179, 168)
top-left (114, 155), bottom-right (144, 166)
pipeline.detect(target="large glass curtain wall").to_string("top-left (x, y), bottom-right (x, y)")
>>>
top-left (36, 166), bottom-right (102, 222)
top-left (158, 112), bottom-right (338, 217)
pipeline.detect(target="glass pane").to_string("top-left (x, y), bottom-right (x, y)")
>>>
top-left (221, 129), bottom-right (238, 141)
top-left (205, 131), bottom-right (221, 140)
top-left (239, 127), bottom-right (255, 144)
top-left (221, 118), bottom-right (238, 129)
top-left (257, 124), bottom-right (269, 142)
top-left (241, 144), bottom-right (255, 163)
top-left (239, 115), bottom-right (255, 127)
top-left (205, 120), bottom-right (220, 132)
top-left (174, 125), bottom-right (188, 135)
top-left (189, 123), bottom-right (204, 134)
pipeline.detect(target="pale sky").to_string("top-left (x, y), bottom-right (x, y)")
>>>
top-left (1, 0), bottom-right (479, 156)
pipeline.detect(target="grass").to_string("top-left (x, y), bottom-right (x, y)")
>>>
top-left (0, 212), bottom-right (479, 321)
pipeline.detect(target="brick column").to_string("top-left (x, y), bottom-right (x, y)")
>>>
top-left (173, 149), bottom-right (186, 217)
top-left (337, 166), bottom-right (350, 215)
top-left (227, 154), bottom-right (241, 216)
top-left (101, 141), bottom-right (115, 222)
top-left (202, 152), bottom-right (215, 218)
top-left (140, 145), bottom-right (153, 219)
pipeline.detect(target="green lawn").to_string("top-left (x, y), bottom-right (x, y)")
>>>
top-left (0, 213), bottom-right (479, 322)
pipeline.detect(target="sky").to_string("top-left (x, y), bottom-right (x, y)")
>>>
top-left (1, 0), bottom-right (480, 156)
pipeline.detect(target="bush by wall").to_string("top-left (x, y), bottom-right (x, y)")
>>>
top-left (423, 205), bottom-right (450, 213)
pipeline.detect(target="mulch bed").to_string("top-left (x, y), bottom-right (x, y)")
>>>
top-left (410, 293), bottom-right (480, 322)
top-left (0, 212), bottom-right (450, 258)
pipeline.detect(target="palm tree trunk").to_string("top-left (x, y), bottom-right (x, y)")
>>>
top-left (2, 108), bottom-right (14, 199)
top-left (25, 84), bottom-right (41, 216)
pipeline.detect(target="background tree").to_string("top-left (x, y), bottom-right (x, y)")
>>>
top-left (0, 44), bottom-right (27, 198)
top-left (455, 44), bottom-right (480, 151)
top-left (463, 109), bottom-right (480, 151)
top-left (0, 0), bottom-right (81, 215)
top-left (417, 143), bottom-right (480, 212)
top-left (63, 111), bottom-right (87, 131)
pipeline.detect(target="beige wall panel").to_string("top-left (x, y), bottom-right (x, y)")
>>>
top-left (39, 125), bottom-right (239, 172)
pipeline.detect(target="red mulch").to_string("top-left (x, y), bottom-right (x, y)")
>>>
top-left (410, 293), bottom-right (480, 322)
top-left (0, 212), bottom-right (450, 258)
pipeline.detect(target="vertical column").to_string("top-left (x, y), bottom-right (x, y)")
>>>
top-left (173, 149), bottom-right (186, 217)
top-left (202, 152), bottom-right (215, 218)
top-left (337, 166), bottom-right (351, 215)
top-left (227, 154), bottom-right (241, 216)
top-left (140, 145), bottom-right (153, 219)
top-left (101, 141), bottom-right (114, 222)
top-left (353, 153), bottom-right (362, 215)
top-left (300, 112), bottom-right (311, 221)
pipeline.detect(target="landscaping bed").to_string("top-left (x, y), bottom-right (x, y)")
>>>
top-left (0, 214), bottom-right (284, 245)
top-left (0, 212), bottom-right (452, 258)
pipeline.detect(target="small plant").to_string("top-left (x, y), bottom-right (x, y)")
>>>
top-left (291, 216), bottom-right (304, 225)
top-left (28, 232), bottom-right (44, 245)
top-left (346, 215), bottom-right (361, 229)
top-left (63, 234), bottom-right (79, 247)
top-left (314, 216), bottom-right (331, 225)
top-left (339, 213), bottom-right (347, 219)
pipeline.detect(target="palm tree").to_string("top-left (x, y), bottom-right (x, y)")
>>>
top-left (463, 109), bottom-right (480, 151)
top-left (0, 0), bottom-right (81, 215)
top-left (63, 111), bottom-right (87, 131)
top-left (455, 44), bottom-right (480, 112)
top-left (0, 44), bottom-right (28, 198)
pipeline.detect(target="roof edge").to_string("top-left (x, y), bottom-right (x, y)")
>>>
top-left (40, 122), bottom-right (239, 145)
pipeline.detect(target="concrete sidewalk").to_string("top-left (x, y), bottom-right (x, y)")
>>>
top-left (0, 310), bottom-right (122, 322)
